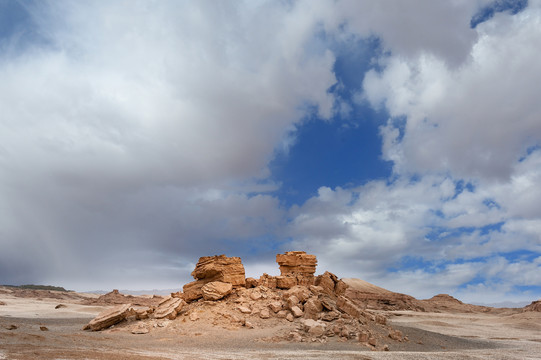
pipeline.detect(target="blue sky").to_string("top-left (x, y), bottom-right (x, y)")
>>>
top-left (1, 0), bottom-right (541, 304)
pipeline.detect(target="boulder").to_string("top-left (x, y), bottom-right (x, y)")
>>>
top-left (154, 296), bottom-right (185, 320)
top-left (276, 251), bottom-right (317, 286)
top-left (133, 306), bottom-right (153, 320)
top-left (336, 296), bottom-right (363, 319)
top-left (245, 277), bottom-right (259, 288)
top-left (259, 308), bottom-right (271, 319)
top-left (284, 286), bottom-right (311, 303)
top-left (83, 304), bottom-right (134, 331)
top-left (276, 275), bottom-right (297, 289)
top-left (269, 301), bottom-right (283, 313)
top-left (182, 281), bottom-right (206, 302)
top-left (191, 255), bottom-right (246, 286)
top-left (201, 281), bottom-right (232, 301)
top-left (315, 271), bottom-right (337, 295)
top-left (291, 305), bottom-right (303, 317)
top-left (286, 295), bottom-right (300, 310)
top-left (302, 319), bottom-right (326, 337)
top-left (321, 310), bottom-right (340, 321)
top-left (258, 273), bottom-right (277, 289)
top-left (183, 255), bottom-right (245, 302)
top-left (304, 298), bottom-right (323, 320)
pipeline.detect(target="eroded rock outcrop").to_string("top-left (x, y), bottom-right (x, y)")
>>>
top-left (183, 255), bottom-right (245, 302)
top-left (523, 299), bottom-right (541, 312)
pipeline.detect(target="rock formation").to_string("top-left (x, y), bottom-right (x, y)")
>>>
top-left (275, 251), bottom-right (317, 289)
top-left (523, 299), bottom-right (541, 312)
top-left (183, 255), bottom-right (245, 302)
top-left (82, 251), bottom-right (410, 349)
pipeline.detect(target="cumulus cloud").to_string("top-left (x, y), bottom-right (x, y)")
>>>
top-left (363, 2), bottom-right (541, 180)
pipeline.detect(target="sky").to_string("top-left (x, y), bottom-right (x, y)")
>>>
top-left (1, 0), bottom-right (540, 304)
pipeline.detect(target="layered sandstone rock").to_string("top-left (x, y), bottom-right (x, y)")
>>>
top-left (83, 304), bottom-right (134, 331)
top-left (183, 255), bottom-right (245, 302)
top-left (524, 299), bottom-right (541, 312)
top-left (201, 281), bottom-right (233, 301)
top-left (154, 296), bottom-right (185, 320)
top-left (275, 251), bottom-right (317, 289)
top-left (276, 251), bottom-right (317, 277)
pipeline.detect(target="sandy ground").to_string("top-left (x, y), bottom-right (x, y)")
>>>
top-left (1, 290), bottom-right (541, 359)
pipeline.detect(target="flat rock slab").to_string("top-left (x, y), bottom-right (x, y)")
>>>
top-left (83, 304), bottom-right (134, 331)
top-left (154, 297), bottom-right (185, 320)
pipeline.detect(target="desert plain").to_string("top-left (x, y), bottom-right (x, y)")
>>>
top-left (1, 252), bottom-right (540, 360)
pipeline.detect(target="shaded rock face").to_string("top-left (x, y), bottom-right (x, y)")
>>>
top-left (183, 255), bottom-right (245, 302)
top-left (275, 251), bottom-right (317, 289)
top-left (523, 300), bottom-right (541, 312)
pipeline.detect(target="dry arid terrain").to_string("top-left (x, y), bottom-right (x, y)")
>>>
top-left (1, 253), bottom-right (541, 359)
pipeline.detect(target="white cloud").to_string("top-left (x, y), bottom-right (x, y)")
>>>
top-left (363, 4), bottom-right (541, 181)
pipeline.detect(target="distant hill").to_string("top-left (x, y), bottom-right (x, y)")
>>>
top-left (2, 284), bottom-right (71, 292)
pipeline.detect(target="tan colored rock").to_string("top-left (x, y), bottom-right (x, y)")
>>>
top-left (182, 281), bottom-right (206, 303)
top-left (334, 280), bottom-right (348, 296)
top-left (320, 295), bottom-right (336, 311)
top-left (285, 286), bottom-right (311, 303)
top-left (277, 310), bottom-right (288, 318)
top-left (183, 255), bottom-right (245, 302)
top-left (269, 301), bottom-right (283, 313)
top-left (245, 277), bottom-right (259, 288)
top-left (250, 289), bottom-right (262, 300)
top-left (524, 299), bottom-right (541, 312)
top-left (83, 304), bottom-right (134, 331)
top-left (302, 319), bottom-right (326, 337)
top-left (131, 324), bottom-right (150, 334)
top-left (134, 306), bottom-right (152, 320)
top-left (375, 314), bottom-right (387, 325)
top-left (276, 251), bottom-right (317, 276)
top-left (154, 297), bottom-right (185, 320)
top-left (315, 271), bottom-right (338, 295)
top-left (259, 308), bottom-right (271, 319)
top-left (258, 273), bottom-right (277, 289)
top-left (189, 312), bottom-right (199, 321)
top-left (291, 305), bottom-right (303, 317)
top-left (321, 310), bottom-right (340, 321)
top-left (276, 275), bottom-right (297, 289)
top-left (304, 298), bottom-right (323, 320)
top-left (201, 281), bottom-right (232, 301)
top-left (237, 305), bottom-right (252, 314)
top-left (286, 313), bottom-right (294, 322)
top-left (192, 255), bottom-right (245, 285)
top-left (358, 331), bottom-right (370, 343)
top-left (336, 296), bottom-right (363, 319)
top-left (389, 329), bottom-right (403, 341)
top-left (286, 295), bottom-right (300, 310)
